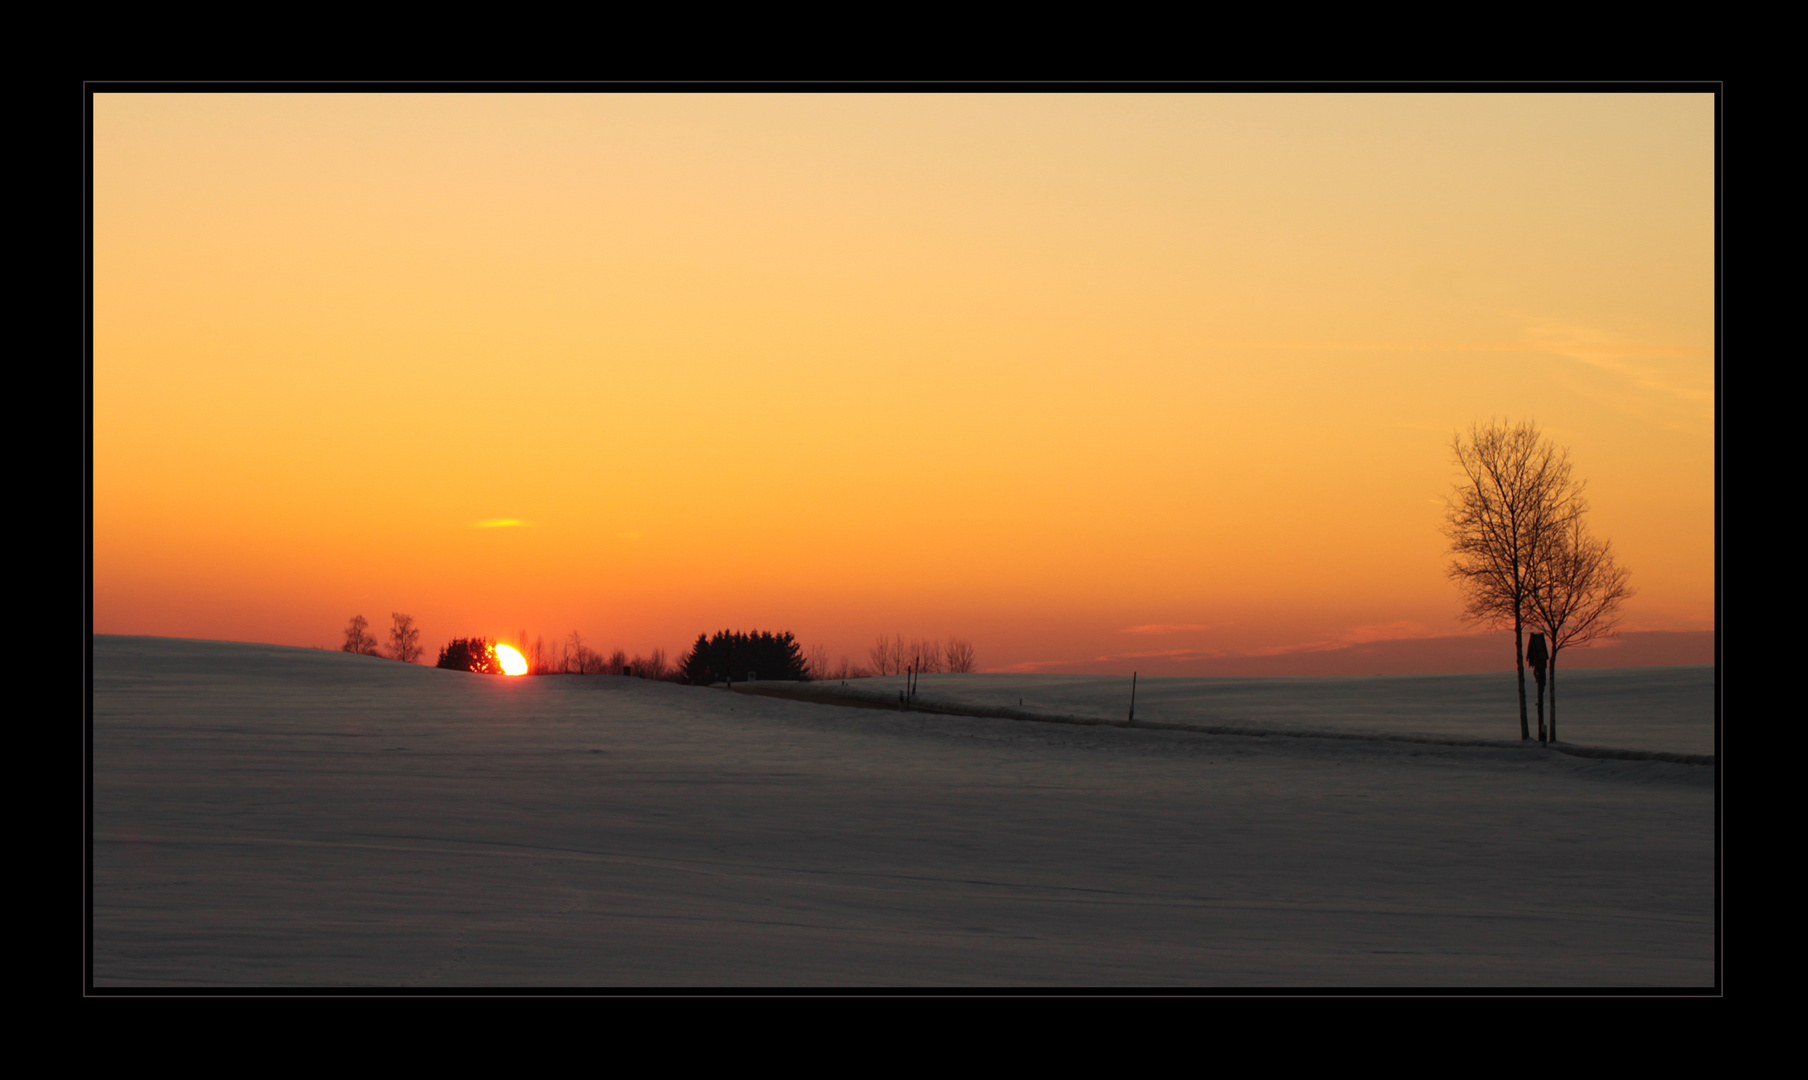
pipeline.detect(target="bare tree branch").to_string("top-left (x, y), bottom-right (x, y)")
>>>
top-left (1527, 512), bottom-right (1634, 742)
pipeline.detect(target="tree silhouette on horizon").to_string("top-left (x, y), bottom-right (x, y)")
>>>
top-left (342, 615), bottom-right (381, 657)
top-left (1443, 420), bottom-right (1577, 741)
top-left (679, 630), bottom-right (809, 685)
top-left (437, 637), bottom-right (501, 674)
top-left (389, 612), bottom-right (423, 664)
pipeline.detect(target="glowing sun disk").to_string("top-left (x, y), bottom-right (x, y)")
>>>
top-left (495, 643), bottom-right (528, 676)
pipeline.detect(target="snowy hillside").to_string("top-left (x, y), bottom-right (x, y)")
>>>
top-left (91, 636), bottom-right (1714, 987)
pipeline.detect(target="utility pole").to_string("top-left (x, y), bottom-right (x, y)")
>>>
top-left (1128, 672), bottom-right (1137, 724)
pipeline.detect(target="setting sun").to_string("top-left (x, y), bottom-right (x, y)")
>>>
top-left (495, 643), bottom-right (528, 676)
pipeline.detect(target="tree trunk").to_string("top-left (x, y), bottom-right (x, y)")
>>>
top-left (1514, 615), bottom-right (1529, 740)
top-left (1535, 675), bottom-right (1546, 745)
top-left (1548, 656), bottom-right (1558, 743)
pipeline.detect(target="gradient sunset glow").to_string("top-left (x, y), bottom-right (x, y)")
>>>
top-left (92, 93), bottom-right (1714, 674)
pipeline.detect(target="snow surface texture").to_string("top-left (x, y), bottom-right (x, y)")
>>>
top-left (92, 636), bottom-right (1714, 987)
top-left (788, 668), bottom-right (1715, 760)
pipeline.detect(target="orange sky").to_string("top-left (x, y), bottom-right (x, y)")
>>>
top-left (92, 93), bottom-right (1715, 672)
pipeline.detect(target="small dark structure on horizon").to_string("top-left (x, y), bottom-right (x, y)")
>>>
top-left (1527, 631), bottom-right (1549, 744)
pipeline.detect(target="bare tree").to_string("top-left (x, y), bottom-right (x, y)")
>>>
top-left (1529, 511), bottom-right (1633, 743)
top-left (1443, 420), bottom-right (1579, 740)
top-left (806, 643), bottom-right (830, 681)
top-left (563, 631), bottom-right (606, 674)
top-left (870, 635), bottom-right (898, 676)
top-left (388, 612), bottom-right (423, 664)
top-left (607, 648), bottom-right (629, 676)
top-left (342, 614), bottom-right (381, 656)
top-left (946, 638), bottom-right (977, 673)
top-left (630, 648), bottom-right (668, 680)
top-left (911, 638), bottom-right (944, 674)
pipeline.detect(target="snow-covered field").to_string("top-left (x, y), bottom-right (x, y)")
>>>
top-left (91, 636), bottom-right (1715, 987)
top-left (803, 667), bottom-right (1715, 759)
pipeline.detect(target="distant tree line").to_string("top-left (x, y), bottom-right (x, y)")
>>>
top-left (679, 630), bottom-right (810, 684)
top-left (867, 634), bottom-right (977, 676)
top-left (345, 612), bottom-right (978, 686)
top-left (504, 627), bottom-right (976, 683)
top-left (747, 633), bottom-right (980, 681)
top-left (342, 614), bottom-right (677, 680)
top-left (517, 629), bottom-right (674, 679)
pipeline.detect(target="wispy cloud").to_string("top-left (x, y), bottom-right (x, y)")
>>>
top-left (1115, 646), bottom-right (1224, 660)
top-left (1334, 621), bottom-right (1438, 646)
top-left (474, 519), bottom-right (532, 528)
top-left (1122, 623), bottom-right (1223, 635)
top-left (1231, 621), bottom-right (1442, 657)
top-left (995, 658), bottom-right (1085, 673)
top-left (1074, 622), bottom-right (1458, 668)
top-left (1519, 322), bottom-right (1712, 412)
top-left (1200, 339), bottom-right (1533, 354)
top-left (1200, 331), bottom-right (1712, 418)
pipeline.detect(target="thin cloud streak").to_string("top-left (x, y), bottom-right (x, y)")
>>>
top-left (1122, 623), bottom-right (1224, 635)
top-left (1520, 323), bottom-right (1713, 411)
top-left (1201, 340), bottom-right (1536, 354)
top-left (1005, 623), bottom-right (1458, 672)
top-left (994, 658), bottom-right (1086, 673)
top-left (991, 629), bottom-right (1711, 676)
